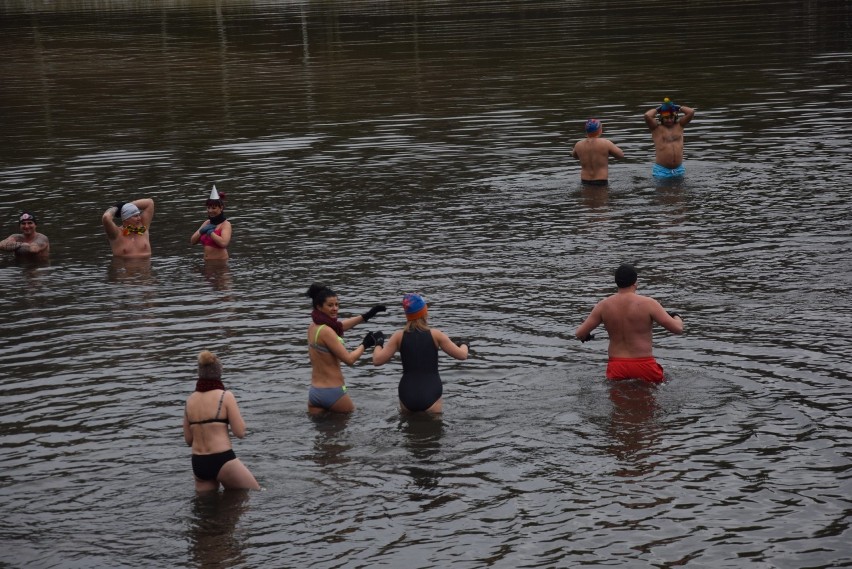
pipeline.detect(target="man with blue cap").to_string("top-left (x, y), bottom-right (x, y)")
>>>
top-left (572, 118), bottom-right (625, 186)
top-left (102, 197), bottom-right (155, 257)
top-left (644, 97), bottom-right (696, 178)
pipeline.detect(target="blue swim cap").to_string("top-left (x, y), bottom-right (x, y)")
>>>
top-left (585, 118), bottom-right (602, 134)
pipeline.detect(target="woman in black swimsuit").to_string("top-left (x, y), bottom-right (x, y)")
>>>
top-left (372, 293), bottom-right (469, 413)
top-left (183, 350), bottom-right (259, 491)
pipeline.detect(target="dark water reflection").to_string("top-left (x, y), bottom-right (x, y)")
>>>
top-left (1, 1), bottom-right (851, 568)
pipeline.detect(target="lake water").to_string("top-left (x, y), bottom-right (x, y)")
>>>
top-left (1, 1), bottom-right (850, 567)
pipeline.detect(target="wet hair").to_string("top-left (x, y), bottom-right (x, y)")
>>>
top-left (198, 350), bottom-right (223, 380)
top-left (614, 264), bottom-right (637, 288)
top-left (305, 283), bottom-right (338, 309)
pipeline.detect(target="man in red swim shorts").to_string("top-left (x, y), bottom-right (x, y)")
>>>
top-left (575, 264), bottom-right (684, 382)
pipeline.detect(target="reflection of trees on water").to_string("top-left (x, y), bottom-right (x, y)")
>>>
top-left (605, 380), bottom-right (663, 478)
top-left (188, 490), bottom-right (251, 569)
top-left (399, 413), bottom-right (444, 497)
top-left (308, 411), bottom-right (352, 468)
top-left (200, 259), bottom-right (233, 294)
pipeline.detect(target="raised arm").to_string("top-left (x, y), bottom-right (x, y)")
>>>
top-left (134, 198), bottom-right (155, 227)
top-left (434, 329), bottom-right (468, 360)
top-left (102, 206), bottom-right (121, 239)
top-left (373, 329), bottom-right (402, 366)
top-left (678, 105), bottom-right (695, 127)
top-left (322, 325), bottom-right (371, 366)
top-left (644, 107), bottom-right (660, 130)
top-left (650, 299), bottom-right (684, 335)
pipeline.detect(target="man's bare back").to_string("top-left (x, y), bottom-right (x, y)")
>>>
top-left (572, 119), bottom-right (624, 182)
top-left (576, 265), bottom-right (683, 358)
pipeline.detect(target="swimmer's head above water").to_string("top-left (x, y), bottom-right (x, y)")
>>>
top-left (615, 264), bottom-right (638, 289)
top-left (306, 283), bottom-right (338, 310)
top-left (584, 118), bottom-right (602, 135)
top-left (402, 293), bottom-right (428, 321)
top-left (198, 350), bottom-right (223, 380)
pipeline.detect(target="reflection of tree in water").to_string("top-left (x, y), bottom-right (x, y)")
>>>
top-left (399, 414), bottom-right (444, 497)
top-left (605, 380), bottom-right (663, 477)
top-left (200, 259), bottom-right (232, 294)
top-left (308, 412), bottom-right (352, 467)
top-left (188, 490), bottom-right (251, 569)
top-left (106, 257), bottom-right (154, 285)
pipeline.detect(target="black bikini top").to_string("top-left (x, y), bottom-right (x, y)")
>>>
top-left (187, 390), bottom-right (229, 425)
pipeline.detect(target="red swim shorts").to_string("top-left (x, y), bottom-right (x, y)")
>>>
top-left (606, 357), bottom-right (665, 383)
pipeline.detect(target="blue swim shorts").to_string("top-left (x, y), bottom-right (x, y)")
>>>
top-left (308, 385), bottom-right (347, 409)
top-left (652, 163), bottom-right (686, 178)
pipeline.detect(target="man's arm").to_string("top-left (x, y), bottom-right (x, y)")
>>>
top-left (18, 234), bottom-right (49, 255)
top-left (608, 140), bottom-right (625, 159)
top-left (0, 235), bottom-right (21, 251)
top-left (575, 302), bottom-right (603, 341)
top-left (650, 300), bottom-right (683, 334)
top-left (133, 198), bottom-right (155, 227)
top-left (644, 107), bottom-right (659, 130)
top-left (102, 206), bottom-right (120, 239)
top-left (678, 105), bottom-right (695, 127)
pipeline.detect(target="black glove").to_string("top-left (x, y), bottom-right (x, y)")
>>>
top-left (372, 331), bottom-right (385, 347)
top-left (361, 304), bottom-right (387, 322)
top-left (361, 332), bottom-right (376, 349)
top-left (667, 311), bottom-right (681, 319)
top-left (200, 223), bottom-right (217, 235)
top-left (114, 202), bottom-right (126, 216)
top-left (453, 337), bottom-right (470, 348)
top-left (580, 333), bottom-right (595, 343)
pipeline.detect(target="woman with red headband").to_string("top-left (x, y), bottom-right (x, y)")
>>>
top-left (372, 293), bottom-right (469, 414)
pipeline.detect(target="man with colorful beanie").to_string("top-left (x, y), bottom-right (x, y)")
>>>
top-left (644, 97), bottom-right (695, 178)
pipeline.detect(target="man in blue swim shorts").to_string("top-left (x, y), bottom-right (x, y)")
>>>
top-left (644, 98), bottom-right (695, 178)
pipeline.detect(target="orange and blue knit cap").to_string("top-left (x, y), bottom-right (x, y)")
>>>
top-left (402, 293), bottom-right (428, 321)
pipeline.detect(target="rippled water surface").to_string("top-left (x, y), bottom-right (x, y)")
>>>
top-left (1, 1), bottom-right (850, 567)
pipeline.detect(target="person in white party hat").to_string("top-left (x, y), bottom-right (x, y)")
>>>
top-left (190, 183), bottom-right (232, 261)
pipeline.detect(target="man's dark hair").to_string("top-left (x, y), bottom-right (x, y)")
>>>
top-left (615, 264), bottom-right (637, 288)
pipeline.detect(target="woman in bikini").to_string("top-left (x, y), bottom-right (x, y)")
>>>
top-left (183, 350), bottom-right (260, 491)
top-left (372, 293), bottom-right (469, 414)
top-left (190, 184), bottom-right (231, 260)
top-left (305, 283), bottom-right (386, 414)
